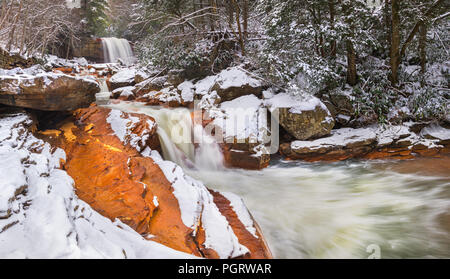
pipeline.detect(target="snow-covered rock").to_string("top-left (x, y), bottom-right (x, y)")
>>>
top-left (210, 95), bottom-right (271, 169)
top-left (0, 111), bottom-right (193, 259)
top-left (0, 72), bottom-right (99, 111)
top-left (37, 106), bottom-right (271, 259)
top-left (211, 67), bottom-right (264, 102)
top-left (108, 68), bottom-right (137, 90)
top-left (266, 93), bottom-right (335, 140)
top-left (421, 124), bottom-right (450, 145)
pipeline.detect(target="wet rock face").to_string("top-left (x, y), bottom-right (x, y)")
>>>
top-left (0, 73), bottom-right (99, 111)
top-left (38, 105), bottom-right (271, 259)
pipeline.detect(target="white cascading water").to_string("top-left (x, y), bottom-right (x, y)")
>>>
top-left (101, 37), bottom-right (135, 65)
top-left (102, 100), bottom-right (450, 259)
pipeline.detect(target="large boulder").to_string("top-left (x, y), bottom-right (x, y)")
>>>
top-left (211, 67), bottom-right (264, 102)
top-left (38, 105), bottom-right (271, 259)
top-left (108, 68), bottom-right (136, 91)
top-left (0, 73), bottom-right (99, 111)
top-left (208, 95), bottom-right (271, 170)
top-left (266, 93), bottom-right (335, 140)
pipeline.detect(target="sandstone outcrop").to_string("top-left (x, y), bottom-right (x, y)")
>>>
top-left (281, 125), bottom-right (450, 162)
top-left (38, 105), bottom-right (271, 259)
top-left (0, 73), bottom-right (99, 111)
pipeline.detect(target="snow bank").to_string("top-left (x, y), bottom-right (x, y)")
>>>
top-left (141, 149), bottom-right (250, 258)
top-left (0, 112), bottom-right (192, 259)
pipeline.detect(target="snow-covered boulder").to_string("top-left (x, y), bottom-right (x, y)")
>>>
top-left (0, 73), bottom-right (99, 111)
top-left (210, 67), bottom-right (264, 102)
top-left (266, 93), bottom-right (335, 140)
top-left (212, 95), bottom-right (271, 169)
top-left (108, 68), bottom-right (136, 90)
top-left (111, 86), bottom-right (135, 100)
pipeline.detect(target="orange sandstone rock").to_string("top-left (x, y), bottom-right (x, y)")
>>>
top-left (38, 105), bottom-right (271, 259)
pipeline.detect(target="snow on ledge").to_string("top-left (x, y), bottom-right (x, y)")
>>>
top-left (265, 92), bottom-right (329, 114)
top-left (0, 112), bottom-right (193, 259)
top-left (142, 148), bottom-right (250, 259)
top-left (221, 192), bottom-right (259, 239)
top-left (291, 127), bottom-right (377, 151)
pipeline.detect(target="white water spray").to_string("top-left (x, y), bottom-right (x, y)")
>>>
top-left (101, 37), bottom-right (135, 65)
top-left (103, 102), bottom-right (225, 171)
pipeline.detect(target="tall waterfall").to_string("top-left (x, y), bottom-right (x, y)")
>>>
top-left (101, 37), bottom-right (135, 65)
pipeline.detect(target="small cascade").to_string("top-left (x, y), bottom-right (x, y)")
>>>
top-left (95, 78), bottom-right (111, 105)
top-left (103, 102), bottom-right (225, 171)
top-left (101, 37), bottom-right (135, 65)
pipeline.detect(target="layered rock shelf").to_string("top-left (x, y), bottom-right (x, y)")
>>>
top-left (0, 72), bottom-right (100, 111)
top-left (37, 105), bottom-right (272, 259)
top-left (280, 125), bottom-right (450, 162)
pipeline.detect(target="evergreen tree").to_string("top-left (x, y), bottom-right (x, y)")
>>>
top-left (82, 0), bottom-right (110, 36)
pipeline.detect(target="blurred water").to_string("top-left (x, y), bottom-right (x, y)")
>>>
top-left (104, 101), bottom-right (450, 259)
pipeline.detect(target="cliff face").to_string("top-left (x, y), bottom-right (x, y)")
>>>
top-left (37, 105), bottom-right (272, 259)
top-left (72, 38), bottom-right (105, 63)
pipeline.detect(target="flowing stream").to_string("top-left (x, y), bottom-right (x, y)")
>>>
top-left (102, 101), bottom-right (450, 259)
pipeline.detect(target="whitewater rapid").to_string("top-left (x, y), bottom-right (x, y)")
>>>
top-left (103, 101), bottom-right (450, 259)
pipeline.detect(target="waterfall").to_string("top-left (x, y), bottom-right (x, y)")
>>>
top-left (103, 102), bottom-right (225, 171)
top-left (101, 37), bottom-right (135, 65)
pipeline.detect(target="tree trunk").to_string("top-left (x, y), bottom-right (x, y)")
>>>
top-left (419, 24), bottom-right (427, 84)
top-left (346, 40), bottom-right (357, 86)
top-left (390, 0), bottom-right (400, 86)
top-left (384, 0), bottom-right (391, 56)
top-left (328, 0), bottom-right (336, 57)
top-left (232, 0), bottom-right (246, 56)
top-left (7, 2), bottom-right (22, 52)
top-left (243, 0), bottom-right (249, 39)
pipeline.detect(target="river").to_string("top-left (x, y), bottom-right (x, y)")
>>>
top-left (102, 101), bottom-right (450, 259)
